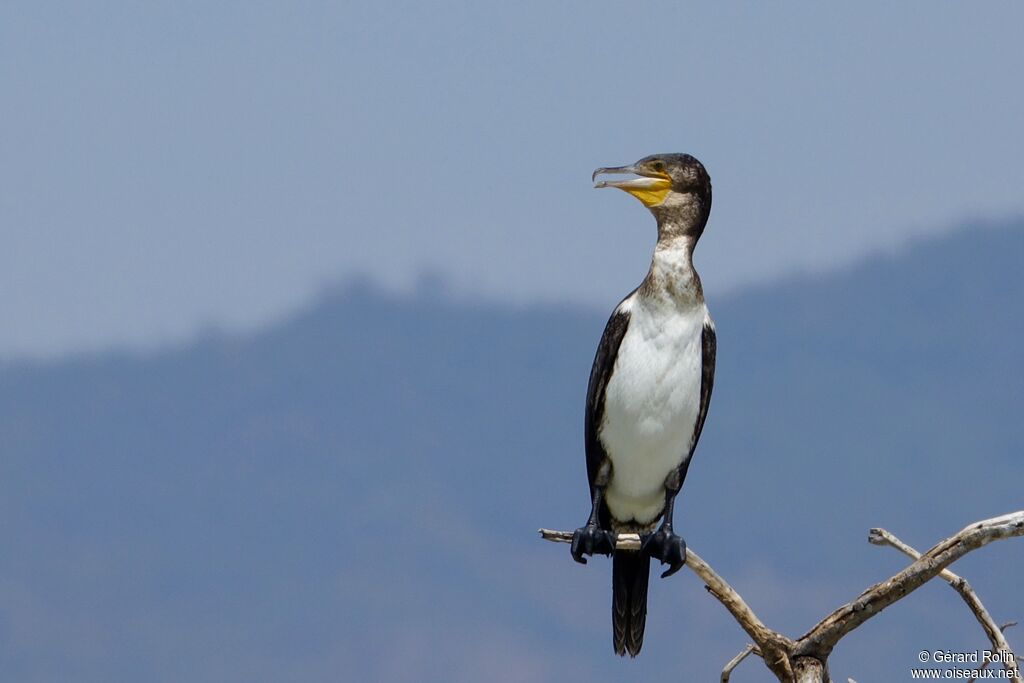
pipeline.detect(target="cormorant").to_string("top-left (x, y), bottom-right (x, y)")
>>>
top-left (571, 153), bottom-right (716, 657)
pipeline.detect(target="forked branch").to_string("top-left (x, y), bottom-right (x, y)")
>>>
top-left (869, 527), bottom-right (1019, 681)
top-left (540, 510), bottom-right (1024, 682)
top-left (793, 511), bottom-right (1024, 662)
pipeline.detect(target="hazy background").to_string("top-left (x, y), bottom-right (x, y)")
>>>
top-left (2, 3), bottom-right (1023, 682)
top-left (3, 2), bottom-right (1024, 357)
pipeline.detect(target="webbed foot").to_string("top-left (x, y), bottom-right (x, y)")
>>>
top-left (570, 524), bottom-right (616, 564)
top-left (641, 526), bottom-right (687, 578)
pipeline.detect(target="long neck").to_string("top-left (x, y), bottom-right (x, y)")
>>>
top-left (639, 232), bottom-right (702, 304)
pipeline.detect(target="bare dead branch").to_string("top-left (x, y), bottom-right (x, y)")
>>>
top-left (541, 511), bottom-right (1024, 683)
top-left (870, 527), bottom-right (1020, 681)
top-left (793, 511), bottom-right (1024, 661)
top-left (721, 644), bottom-right (758, 683)
top-left (538, 527), bottom-right (794, 677)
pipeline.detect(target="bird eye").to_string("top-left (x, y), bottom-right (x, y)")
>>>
top-left (651, 161), bottom-right (665, 172)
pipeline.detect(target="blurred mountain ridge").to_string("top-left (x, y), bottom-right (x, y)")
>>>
top-left (1, 219), bottom-right (1022, 682)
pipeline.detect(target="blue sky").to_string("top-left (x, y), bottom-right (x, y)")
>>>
top-left (3, 2), bottom-right (1023, 357)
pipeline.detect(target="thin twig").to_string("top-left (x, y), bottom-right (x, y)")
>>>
top-left (721, 644), bottom-right (758, 683)
top-left (870, 527), bottom-right (1020, 682)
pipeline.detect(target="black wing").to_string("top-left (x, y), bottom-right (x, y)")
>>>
top-left (584, 304), bottom-right (632, 503)
top-left (669, 319), bottom-right (716, 491)
top-left (690, 320), bottom-right (717, 459)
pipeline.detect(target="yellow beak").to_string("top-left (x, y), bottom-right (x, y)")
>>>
top-left (593, 166), bottom-right (673, 207)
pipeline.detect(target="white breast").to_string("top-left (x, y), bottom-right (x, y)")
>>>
top-left (601, 295), bottom-right (707, 526)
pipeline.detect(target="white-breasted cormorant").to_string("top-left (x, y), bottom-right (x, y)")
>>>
top-left (572, 153), bottom-right (716, 657)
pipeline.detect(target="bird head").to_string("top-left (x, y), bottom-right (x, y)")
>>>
top-left (593, 153), bottom-right (712, 235)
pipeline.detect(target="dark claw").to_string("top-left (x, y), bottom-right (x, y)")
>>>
top-left (570, 524), bottom-right (616, 564)
top-left (641, 526), bottom-right (687, 578)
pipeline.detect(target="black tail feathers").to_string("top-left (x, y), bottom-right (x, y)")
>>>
top-left (612, 551), bottom-right (650, 657)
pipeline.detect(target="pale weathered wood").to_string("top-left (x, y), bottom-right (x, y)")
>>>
top-left (792, 656), bottom-right (827, 683)
top-left (720, 644), bottom-right (757, 683)
top-left (869, 527), bottom-right (1020, 682)
top-left (793, 511), bottom-right (1024, 662)
top-left (540, 511), bottom-right (1024, 683)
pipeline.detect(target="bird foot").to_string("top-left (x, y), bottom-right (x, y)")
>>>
top-left (570, 524), bottom-right (616, 564)
top-left (641, 526), bottom-right (687, 578)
